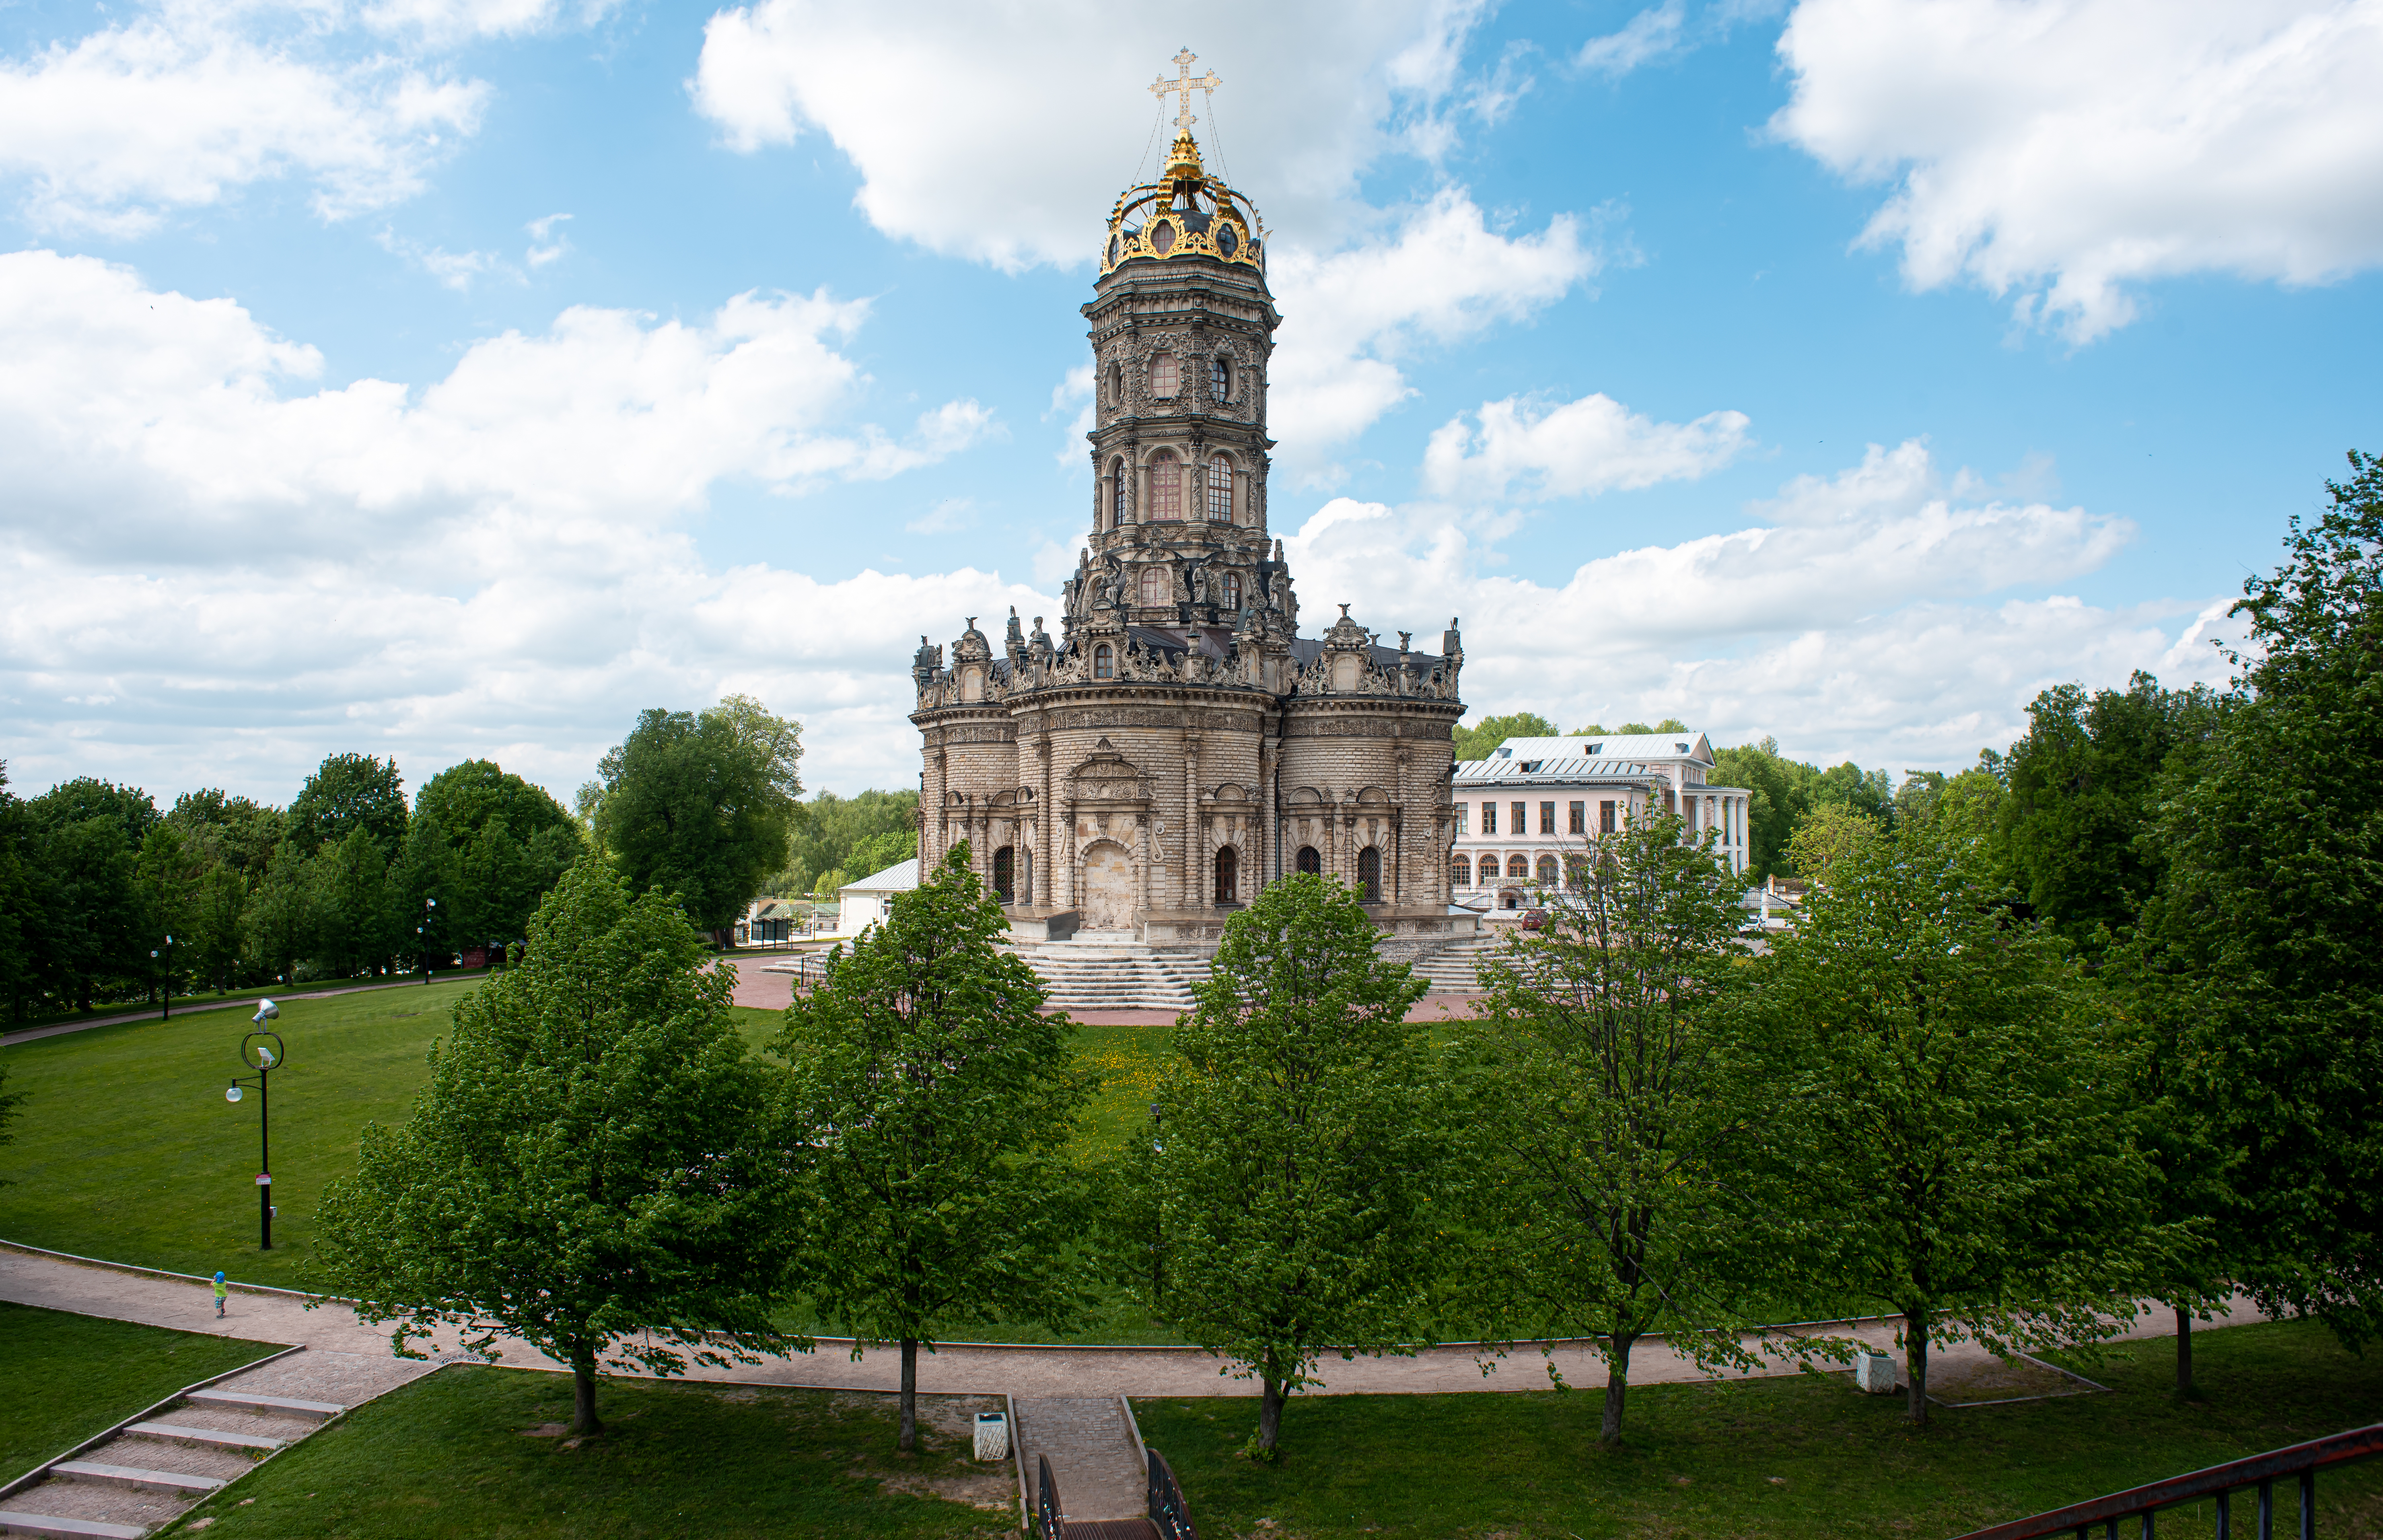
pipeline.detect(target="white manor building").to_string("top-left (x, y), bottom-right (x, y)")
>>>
top-left (1452, 733), bottom-right (1751, 909)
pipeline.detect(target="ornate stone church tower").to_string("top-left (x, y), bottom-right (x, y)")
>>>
top-left (910, 58), bottom-right (1467, 945)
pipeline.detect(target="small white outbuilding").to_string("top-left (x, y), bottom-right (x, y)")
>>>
top-left (835, 858), bottom-right (919, 937)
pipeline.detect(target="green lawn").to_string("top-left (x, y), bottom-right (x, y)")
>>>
top-left (0, 1301), bottom-right (278, 1482)
top-left (1132, 1317), bottom-right (2383, 1539)
top-left (3, 972), bottom-right (495, 1035)
top-left (156, 1365), bottom-right (1017, 1539)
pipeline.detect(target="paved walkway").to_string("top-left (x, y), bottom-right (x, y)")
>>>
top-left (0, 1244), bottom-right (2262, 1401)
top-left (0, 976), bottom-right (484, 1048)
top-left (1015, 1398), bottom-right (1145, 1521)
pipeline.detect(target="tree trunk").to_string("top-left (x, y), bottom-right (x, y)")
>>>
top-left (1902, 1307), bottom-right (1930, 1427)
top-left (899, 1338), bottom-right (918, 1452)
top-left (2176, 1305), bottom-right (2196, 1400)
top-left (1257, 1375), bottom-right (1286, 1457)
top-left (1600, 1330), bottom-right (1640, 1446)
top-left (568, 1346), bottom-right (601, 1435)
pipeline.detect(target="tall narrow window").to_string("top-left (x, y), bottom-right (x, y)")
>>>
top-left (1356, 846), bottom-right (1381, 902)
top-left (1138, 566), bottom-right (1170, 607)
top-left (1512, 802), bottom-right (1527, 834)
top-left (1150, 450), bottom-right (1181, 520)
top-left (1207, 455), bottom-right (1233, 521)
top-left (992, 846), bottom-right (1014, 903)
top-left (1536, 855), bottom-right (1558, 887)
top-left (1455, 805), bottom-right (1469, 836)
top-left (1297, 846), bottom-right (1321, 875)
top-left (1094, 644), bottom-right (1114, 679)
top-left (1148, 352), bottom-right (1178, 398)
top-left (1109, 457), bottom-right (1127, 527)
top-left (1600, 800), bottom-right (1617, 833)
top-left (1214, 845), bottom-right (1237, 904)
top-left (1210, 354), bottom-right (1230, 401)
top-left (1539, 801), bottom-right (1556, 834)
top-left (1482, 803), bottom-right (1496, 835)
top-left (1221, 573), bottom-right (1241, 609)
top-left (1106, 362), bottom-right (1121, 407)
top-left (1568, 801), bottom-right (1585, 834)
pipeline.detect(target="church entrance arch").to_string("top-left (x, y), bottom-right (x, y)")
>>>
top-left (1356, 846), bottom-right (1381, 902)
top-left (1296, 846), bottom-right (1321, 876)
top-left (1081, 840), bottom-right (1134, 930)
top-left (1214, 845), bottom-right (1238, 904)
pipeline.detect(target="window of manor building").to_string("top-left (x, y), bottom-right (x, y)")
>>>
top-left (1569, 801), bottom-right (1585, 834)
top-left (1601, 800), bottom-right (1617, 833)
top-left (1511, 802), bottom-right (1527, 834)
top-left (1150, 450), bottom-right (1182, 520)
top-left (1537, 855), bottom-right (1558, 886)
top-left (1451, 854), bottom-right (1470, 887)
top-left (1094, 643), bottom-right (1114, 679)
top-left (1481, 802), bottom-right (1496, 834)
top-left (1539, 801), bottom-right (1555, 834)
top-left (1207, 455), bottom-right (1233, 521)
top-left (1211, 355), bottom-right (1231, 401)
top-left (1455, 805), bottom-right (1468, 836)
top-left (1506, 854), bottom-right (1527, 879)
top-left (1149, 352), bottom-right (1178, 397)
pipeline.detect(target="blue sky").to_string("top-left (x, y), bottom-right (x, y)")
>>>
top-left (4, 0), bottom-right (2379, 804)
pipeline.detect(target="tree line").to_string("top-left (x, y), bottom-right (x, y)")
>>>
top-left (310, 451), bottom-right (2379, 1463)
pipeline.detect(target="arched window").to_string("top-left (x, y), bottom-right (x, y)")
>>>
top-left (1210, 354), bottom-right (1230, 401)
top-left (1564, 854), bottom-right (1589, 890)
top-left (1106, 362), bottom-right (1121, 407)
top-left (1207, 455), bottom-right (1233, 521)
top-left (1093, 644), bottom-right (1114, 680)
top-left (1138, 566), bottom-right (1170, 607)
top-left (1221, 573), bottom-right (1241, 609)
top-left (1149, 450), bottom-right (1182, 520)
top-left (1507, 854), bottom-right (1528, 879)
top-left (1148, 352), bottom-right (1178, 398)
top-left (1450, 855), bottom-right (1471, 888)
top-left (1109, 457), bottom-right (1126, 528)
top-left (1356, 846), bottom-right (1381, 902)
top-left (1537, 855), bottom-right (1559, 887)
top-left (1214, 845), bottom-right (1237, 904)
top-left (1297, 846), bottom-right (1321, 876)
top-left (993, 846), bottom-right (1015, 903)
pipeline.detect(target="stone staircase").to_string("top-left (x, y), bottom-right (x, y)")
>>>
top-left (1013, 943), bottom-right (1209, 1012)
top-left (0, 1382), bottom-right (339, 1538)
top-left (1408, 932), bottom-right (1504, 994)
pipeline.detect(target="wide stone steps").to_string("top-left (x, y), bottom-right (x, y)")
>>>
top-left (1410, 934), bottom-right (1504, 993)
top-left (1017, 948), bottom-right (1208, 1011)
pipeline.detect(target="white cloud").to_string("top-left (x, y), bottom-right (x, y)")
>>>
top-left (0, 251), bottom-right (1023, 801)
top-left (1047, 363), bottom-right (1095, 467)
top-left (0, 14), bottom-right (488, 233)
top-left (1772, 0), bottom-right (2383, 342)
top-left (1577, 0), bottom-right (1687, 76)
top-left (1269, 189), bottom-right (1603, 478)
top-left (1423, 390), bottom-right (1751, 499)
top-left (689, 0), bottom-right (1499, 266)
top-left (905, 496), bottom-right (975, 535)
top-left (526, 211), bottom-right (572, 268)
top-left (357, 0), bottom-right (618, 43)
top-left (1280, 439), bottom-right (2218, 768)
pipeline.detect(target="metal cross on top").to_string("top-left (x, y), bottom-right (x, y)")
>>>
top-left (1149, 47), bottom-right (1221, 134)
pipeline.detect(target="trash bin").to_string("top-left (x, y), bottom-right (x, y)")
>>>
top-left (974, 1411), bottom-right (1009, 1461)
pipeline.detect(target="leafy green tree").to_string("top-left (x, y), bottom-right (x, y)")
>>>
top-left (775, 789), bottom-right (920, 898)
top-left (842, 828), bottom-right (917, 879)
top-left (1712, 738), bottom-right (1811, 881)
top-left (242, 840), bottom-right (314, 984)
top-left (286, 754), bottom-right (408, 854)
top-left (2135, 449), bottom-right (2383, 1351)
top-left (1134, 873), bottom-right (1447, 1459)
top-left (313, 860), bottom-right (803, 1434)
top-left (133, 821), bottom-right (205, 999)
top-left (27, 779), bottom-right (154, 1012)
top-left (1612, 717), bottom-right (1688, 735)
top-left (1999, 673), bottom-right (2218, 949)
top-left (1784, 801), bottom-right (1879, 880)
top-left (778, 844), bottom-right (1092, 1450)
top-left (0, 765), bottom-right (36, 1021)
top-left (308, 828), bottom-right (398, 978)
top-left (591, 697), bottom-right (804, 938)
top-left (412, 761), bottom-right (583, 949)
top-left (1745, 819), bottom-right (2177, 1425)
top-left (1451, 710), bottom-right (1558, 763)
top-left (1457, 810), bottom-right (1758, 1445)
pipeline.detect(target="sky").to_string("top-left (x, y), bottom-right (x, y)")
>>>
top-left (3, 0), bottom-right (2380, 807)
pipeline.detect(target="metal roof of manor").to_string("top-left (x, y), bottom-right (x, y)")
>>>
top-left (1489, 732), bottom-right (1717, 763)
top-left (1454, 756), bottom-right (1667, 782)
top-left (838, 858), bottom-right (919, 894)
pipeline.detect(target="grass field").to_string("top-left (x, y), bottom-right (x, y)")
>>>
top-left (3, 972), bottom-right (496, 1035)
top-left (156, 1365), bottom-right (1015, 1539)
top-left (0, 1302), bottom-right (278, 1482)
top-left (1131, 1317), bottom-right (2383, 1539)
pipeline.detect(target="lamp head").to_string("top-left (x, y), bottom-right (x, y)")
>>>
top-left (253, 1000), bottom-right (279, 1023)
top-left (226, 1084), bottom-right (243, 1103)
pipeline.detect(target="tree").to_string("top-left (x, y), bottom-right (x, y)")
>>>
top-left (313, 860), bottom-right (802, 1434)
top-left (308, 828), bottom-right (398, 978)
top-left (1452, 711), bottom-right (1558, 763)
top-left (1745, 819), bottom-right (2177, 1425)
top-left (26, 780), bottom-right (153, 1013)
top-left (1784, 801), bottom-right (1879, 881)
top-left (2134, 449), bottom-right (2383, 1351)
top-left (591, 698), bottom-right (804, 938)
top-left (242, 840), bottom-right (314, 984)
top-left (1457, 810), bottom-right (1758, 1444)
top-left (775, 789), bottom-right (920, 898)
top-left (1134, 873), bottom-right (1448, 1459)
top-left (778, 844), bottom-right (1092, 1451)
top-left (1999, 673), bottom-right (2218, 949)
top-left (0, 764), bottom-right (39, 1022)
top-left (286, 754), bottom-right (408, 854)
top-left (407, 760), bottom-right (583, 954)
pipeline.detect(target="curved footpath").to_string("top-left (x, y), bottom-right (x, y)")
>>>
top-left (1, 1244), bottom-right (2261, 1400)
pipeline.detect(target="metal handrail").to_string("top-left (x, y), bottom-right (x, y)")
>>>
top-left (1148, 1447), bottom-right (1197, 1540)
top-left (1953, 1423), bottom-right (2383, 1540)
top-left (1037, 1452), bottom-right (1064, 1540)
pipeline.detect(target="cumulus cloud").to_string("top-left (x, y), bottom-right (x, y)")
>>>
top-left (0, 251), bottom-right (1018, 799)
top-left (1269, 190), bottom-right (1602, 478)
top-left (1282, 438), bottom-right (2223, 768)
top-left (1422, 390), bottom-right (1751, 499)
top-left (1772, 0), bottom-right (2383, 342)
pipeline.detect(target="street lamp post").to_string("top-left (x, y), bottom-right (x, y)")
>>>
top-left (226, 1001), bottom-right (283, 1250)
top-left (418, 895), bottom-right (438, 985)
top-left (149, 934), bottom-right (176, 1020)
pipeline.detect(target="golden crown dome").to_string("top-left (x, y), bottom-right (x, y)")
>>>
top-left (1102, 51), bottom-right (1265, 276)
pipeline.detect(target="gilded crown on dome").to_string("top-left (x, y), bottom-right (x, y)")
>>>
top-left (1101, 51), bottom-right (1265, 277)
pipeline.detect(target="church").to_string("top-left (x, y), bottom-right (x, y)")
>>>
top-left (909, 63), bottom-right (1469, 948)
